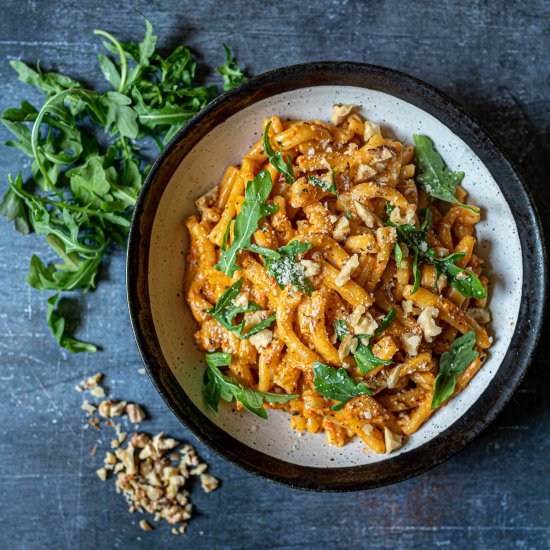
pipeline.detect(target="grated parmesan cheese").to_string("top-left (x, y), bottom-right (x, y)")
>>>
top-left (300, 260), bottom-right (320, 277)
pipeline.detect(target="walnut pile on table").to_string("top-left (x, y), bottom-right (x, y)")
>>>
top-left (77, 372), bottom-right (219, 535)
top-left (96, 432), bottom-right (219, 535)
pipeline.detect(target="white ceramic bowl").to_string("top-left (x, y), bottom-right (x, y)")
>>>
top-left (127, 63), bottom-right (546, 490)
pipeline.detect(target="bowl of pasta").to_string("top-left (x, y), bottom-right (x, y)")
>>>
top-left (127, 62), bottom-right (545, 491)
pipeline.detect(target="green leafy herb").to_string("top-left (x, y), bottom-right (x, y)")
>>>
top-left (413, 134), bottom-right (478, 213)
top-left (248, 240), bottom-right (314, 295)
top-left (431, 331), bottom-right (479, 409)
top-left (375, 307), bottom-right (397, 335)
top-left (353, 343), bottom-right (393, 373)
top-left (1, 14), bottom-right (245, 352)
top-left (203, 352), bottom-right (298, 418)
top-left (386, 209), bottom-right (487, 299)
top-left (205, 279), bottom-right (275, 338)
top-left (312, 361), bottom-right (371, 411)
top-left (263, 122), bottom-right (295, 183)
top-left (215, 44), bottom-right (246, 91)
top-left (334, 307), bottom-right (396, 374)
top-left (46, 294), bottom-right (97, 353)
top-left (394, 242), bottom-right (403, 269)
top-left (215, 170), bottom-right (278, 277)
top-left (308, 174), bottom-right (338, 195)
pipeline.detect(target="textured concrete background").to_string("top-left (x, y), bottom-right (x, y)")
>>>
top-left (0, 1), bottom-right (549, 549)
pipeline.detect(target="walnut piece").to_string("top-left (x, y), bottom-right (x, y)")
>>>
top-left (126, 403), bottom-right (146, 423)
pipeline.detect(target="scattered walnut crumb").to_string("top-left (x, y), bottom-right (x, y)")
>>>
top-left (200, 473), bottom-right (219, 493)
top-left (96, 467), bottom-right (109, 481)
top-left (89, 386), bottom-right (105, 399)
top-left (81, 400), bottom-right (96, 416)
top-left (90, 445), bottom-right (97, 457)
top-left (97, 431), bottom-right (218, 535)
top-left (98, 399), bottom-right (127, 418)
top-left (88, 418), bottom-right (102, 431)
top-left (140, 519), bottom-right (154, 532)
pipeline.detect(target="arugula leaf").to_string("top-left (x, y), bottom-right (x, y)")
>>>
top-left (215, 170), bottom-right (278, 277)
top-left (205, 279), bottom-right (276, 338)
top-left (413, 134), bottom-right (478, 213)
top-left (215, 44), bottom-right (246, 91)
top-left (431, 331), bottom-right (479, 409)
top-left (1, 14), bottom-right (245, 352)
top-left (308, 174), bottom-right (338, 195)
top-left (387, 209), bottom-right (487, 299)
top-left (435, 252), bottom-right (487, 299)
top-left (263, 122), bottom-right (295, 183)
top-left (0, 174), bottom-right (31, 233)
top-left (375, 307), bottom-right (397, 335)
top-left (312, 362), bottom-right (371, 410)
top-left (334, 307), bottom-right (396, 374)
top-left (353, 343), bottom-right (393, 373)
top-left (394, 242), bottom-right (403, 269)
top-left (248, 240), bottom-right (314, 295)
top-left (334, 319), bottom-right (349, 340)
top-left (46, 294), bottom-right (97, 353)
top-left (203, 352), bottom-right (298, 418)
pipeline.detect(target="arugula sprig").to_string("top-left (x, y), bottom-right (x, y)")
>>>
top-left (431, 331), bottom-right (479, 409)
top-left (386, 206), bottom-right (487, 299)
top-left (334, 307), bottom-right (396, 374)
top-left (203, 352), bottom-right (298, 418)
top-left (215, 170), bottom-right (278, 277)
top-left (263, 122), bottom-right (295, 183)
top-left (308, 174), bottom-right (338, 195)
top-left (1, 14), bottom-right (245, 352)
top-left (215, 44), bottom-right (246, 91)
top-left (312, 362), bottom-right (371, 411)
top-left (47, 294), bottom-right (97, 353)
top-left (247, 240), bottom-right (315, 295)
top-left (205, 279), bottom-right (275, 338)
top-left (413, 134), bottom-right (478, 214)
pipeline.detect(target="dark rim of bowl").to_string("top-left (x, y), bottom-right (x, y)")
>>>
top-left (127, 61), bottom-right (547, 492)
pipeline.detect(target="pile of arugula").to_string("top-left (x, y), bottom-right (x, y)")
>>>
top-left (0, 13), bottom-right (244, 352)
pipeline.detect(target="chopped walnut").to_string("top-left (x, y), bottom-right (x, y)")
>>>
top-left (334, 254), bottom-right (359, 287)
top-left (81, 400), bottom-right (96, 416)
top-left (200, 473), bottom-right (220, 493)
top-left (139, 519), bottom-right (154, 532)
top-left (96, 467), bottom-right (109, 481)
top-left (98, 399), bottom-right (127, 418)
top-left (330, 103), bottom-right (358, 125)
top-left (131, 432), bottom-right (151, 448)
top-left (126, 403), bottom-right (147, 423)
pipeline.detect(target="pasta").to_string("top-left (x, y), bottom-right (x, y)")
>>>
top-left (185, 105), bottom-right (492, 454)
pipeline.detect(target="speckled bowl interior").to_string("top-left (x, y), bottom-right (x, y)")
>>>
top-left (127, 63), bottom-right (545, 490)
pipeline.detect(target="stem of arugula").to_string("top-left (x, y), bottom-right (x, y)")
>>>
top-left (93, 30), bottom-right (128, 92)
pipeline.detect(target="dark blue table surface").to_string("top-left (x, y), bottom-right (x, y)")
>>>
top-left (1, 1), bottom-right (549, 549)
